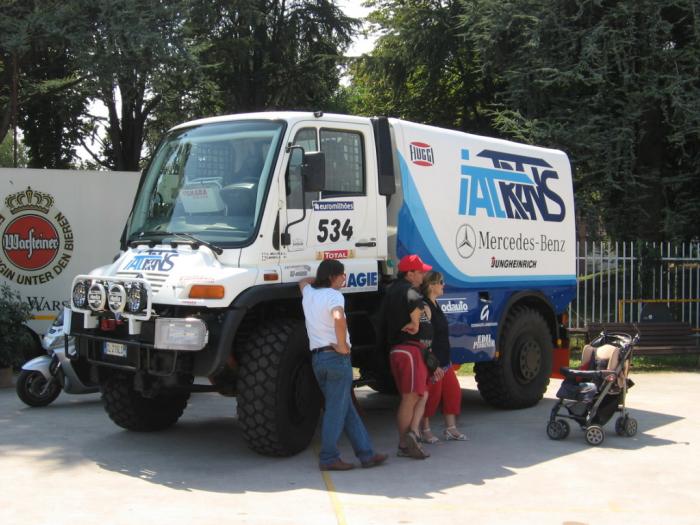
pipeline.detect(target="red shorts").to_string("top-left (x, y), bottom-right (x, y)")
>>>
top-left (389, 343), bottom-right (428, 396)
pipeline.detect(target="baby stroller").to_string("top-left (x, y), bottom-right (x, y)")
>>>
top-left (546, 331), bottom-right (639, 446)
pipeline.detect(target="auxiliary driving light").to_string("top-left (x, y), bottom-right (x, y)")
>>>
top-left (87, 282), bottom-right (107, 311)
top-left (108, 283), bottom-right (127, 313)
top-left (125, 282), bottom-right (147, 314)
top-left (72, 280), bottom-right (88, 309)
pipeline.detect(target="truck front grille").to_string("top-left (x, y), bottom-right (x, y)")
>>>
top-left (117, 271), bottom-right (169, 294)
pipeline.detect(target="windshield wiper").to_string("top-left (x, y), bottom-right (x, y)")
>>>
top-left (129, 230), bottom-right (223, 255)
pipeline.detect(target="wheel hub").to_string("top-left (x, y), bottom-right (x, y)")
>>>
top-left (517, 338), bottom-right (542, 382)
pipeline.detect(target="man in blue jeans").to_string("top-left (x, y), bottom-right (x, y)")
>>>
top-left (299, 259), bottom-right (388, 471)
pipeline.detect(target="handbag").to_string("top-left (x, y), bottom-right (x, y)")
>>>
top-left (421, 347), bottom-right (440, 374)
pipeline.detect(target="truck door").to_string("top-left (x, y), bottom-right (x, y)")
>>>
top-left (280, 121), bottom-right (380, 290)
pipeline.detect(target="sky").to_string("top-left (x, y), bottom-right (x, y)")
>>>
top-left (339, 1), bottom-right (377, 56)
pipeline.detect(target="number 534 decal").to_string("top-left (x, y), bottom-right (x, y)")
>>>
top-left (317, 219), bottom-right (353, 242)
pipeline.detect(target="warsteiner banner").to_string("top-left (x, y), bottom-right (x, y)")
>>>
top-left (0, 186), bottom-right (74, 285)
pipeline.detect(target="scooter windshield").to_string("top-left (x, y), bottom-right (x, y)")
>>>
top-left (127, 120), bottom-right (284, 248)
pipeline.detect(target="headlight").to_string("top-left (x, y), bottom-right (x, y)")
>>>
top-left (126, 282), bottom-right (147, 313)
top-left (72, 281), bottom-right (88, 309)
top-left (108, 283), bottom-right (127, 313)
top-left (154, 318), bottom-right (208, 351)
top-left (88, 282), bottom-right (106, 311)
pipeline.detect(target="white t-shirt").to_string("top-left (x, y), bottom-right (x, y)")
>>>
top-left (301, 285), bottom-right (351, 350)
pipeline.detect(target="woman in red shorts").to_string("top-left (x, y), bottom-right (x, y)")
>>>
top-left (418, 271), bottom-right (467, 443)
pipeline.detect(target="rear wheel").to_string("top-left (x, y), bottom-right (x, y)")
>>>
top-left (237, 320), bottom-right (322, 456)
top-left (16, 370), bottom-right (61, 407)
top-left (475, 306), bottom-right (552, 408)
top-left (546, 421), bottom-right (563, 440)
top-left (100, 372), bottom-right (191, 431)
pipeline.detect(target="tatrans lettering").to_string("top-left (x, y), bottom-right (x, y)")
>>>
top-left (123, 251), bottom-right (179, 272)
top-left (458, 149), bottom-right (566, 222)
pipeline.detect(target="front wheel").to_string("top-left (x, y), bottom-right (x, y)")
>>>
top-left (16, 370), bottom-right (61, 407)
top-left (237, 320), bottom-right (322, 456)
top-left (585, 425), bottom-right (605, 446)
top-left (475, 306), bottom-right (553, 409)
top-left (100, 372), bottom-right (191, 431)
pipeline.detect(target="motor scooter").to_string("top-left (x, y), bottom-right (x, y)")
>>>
top-left (16, 309), bottom-right (98, 407)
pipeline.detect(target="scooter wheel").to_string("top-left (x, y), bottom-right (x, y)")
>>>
top-left (16, 370), bottom-right (61, 407)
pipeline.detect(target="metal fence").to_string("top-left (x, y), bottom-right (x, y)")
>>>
top-left (569, 241), bottom-right (700, 331)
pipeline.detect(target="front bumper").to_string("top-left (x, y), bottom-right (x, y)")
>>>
top-left (69, 308), bottom-right (246, 377)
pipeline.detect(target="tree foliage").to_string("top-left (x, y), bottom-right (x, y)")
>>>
top-left (1, 0), bottom-right (697, 241)
top-left (348, 0), bottom-right (494, 134)
top-left (461, 0), bottom-right (700, 241)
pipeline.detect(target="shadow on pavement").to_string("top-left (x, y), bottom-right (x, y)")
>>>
top-left (0, 381), bottom-right (685, 498)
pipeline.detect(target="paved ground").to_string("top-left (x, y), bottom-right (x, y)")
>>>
top-left (1, 372), bottom-right (699, 525)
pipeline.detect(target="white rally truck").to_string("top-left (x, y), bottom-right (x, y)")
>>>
top-left (67, 112), bottom-right (576, 456)
top-left (0, 168), bottom-right (139, 356)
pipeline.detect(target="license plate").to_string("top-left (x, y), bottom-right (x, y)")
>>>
top-left (104, 341), bottom-right (128, 358)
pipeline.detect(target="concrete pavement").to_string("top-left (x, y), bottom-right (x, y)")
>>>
top-left (1, 372), bottom-right (699, 525)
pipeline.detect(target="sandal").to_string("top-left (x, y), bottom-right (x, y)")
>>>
top-left (444, 426), bottom-right (468, 441)
top-left (401, 431), bottom-right (430, 459)
top-left (419, 427), bottom-right (440, 444)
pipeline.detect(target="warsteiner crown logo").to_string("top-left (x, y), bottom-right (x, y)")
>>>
top-left (0, 186), bottom-right (73, 285)
top-left (5, 187), bottom-right (54, 214)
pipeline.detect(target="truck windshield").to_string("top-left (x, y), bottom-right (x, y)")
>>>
top-left (127, 120), bottom-right (283, 247)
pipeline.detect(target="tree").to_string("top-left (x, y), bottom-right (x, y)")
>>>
top-left (68, 0), bottom-right (195, 171)
top-left (462, 0), bottom-right (700, 241)
top-left (185, 0), bottom-right (357, 113)
top-left (347, 0), bottom-right (494, 135)
top-left (0, 131), bottom-right (28, 167)
top-left (20, 46), bottom-right (85, 169)
top-left (0, 0), bottom-right (89, 168)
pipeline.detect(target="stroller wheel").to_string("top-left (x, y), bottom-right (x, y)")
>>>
top-left (615, 416), bottom-right (627, 436)
top-left (546, 421), bottom-right (565, 440)
top-left (584, 425), bottom-right (605, 446)
top-left (624, 417), bottom-right (638, 437)
top-left (557, 419), bottom-right (570, 439)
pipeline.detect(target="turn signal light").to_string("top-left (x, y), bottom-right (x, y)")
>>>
top-left (189, 285), bottom-right (225, 299)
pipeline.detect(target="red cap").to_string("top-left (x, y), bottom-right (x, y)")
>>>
top-left (397, 254), bottom-right (432, 273)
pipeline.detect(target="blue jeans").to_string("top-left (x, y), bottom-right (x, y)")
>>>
top-left (312, 351), bottom-right (375, 466)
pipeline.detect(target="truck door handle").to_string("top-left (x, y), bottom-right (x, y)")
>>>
top-left (355, 241), bottom-right (376, 247)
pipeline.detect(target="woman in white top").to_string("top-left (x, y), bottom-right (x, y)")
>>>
top-left (299, 259), bottom-right (387, 471)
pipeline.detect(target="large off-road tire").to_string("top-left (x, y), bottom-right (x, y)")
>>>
top-left (100, 372), bottom-right (191, 431)
top-left (16, 370), bottom-right (61, 407)
top-left (475, 306), bottom-right (552, 409)
top-left (237, 320), bottom-right (322, 457)
top-left (360, 367), bottom-right (397, 395)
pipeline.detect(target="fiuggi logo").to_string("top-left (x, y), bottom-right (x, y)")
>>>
top-left (409, 142), bottom-right (434, 167)
top-left (0, 187), bottom-right (73, 285)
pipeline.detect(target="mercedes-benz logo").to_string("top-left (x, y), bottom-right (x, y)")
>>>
top-left (456, 224), bottom-right (476, 259)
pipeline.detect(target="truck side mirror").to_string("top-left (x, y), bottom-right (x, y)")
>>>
top-left (301, 151), bottom-right (325, 192)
